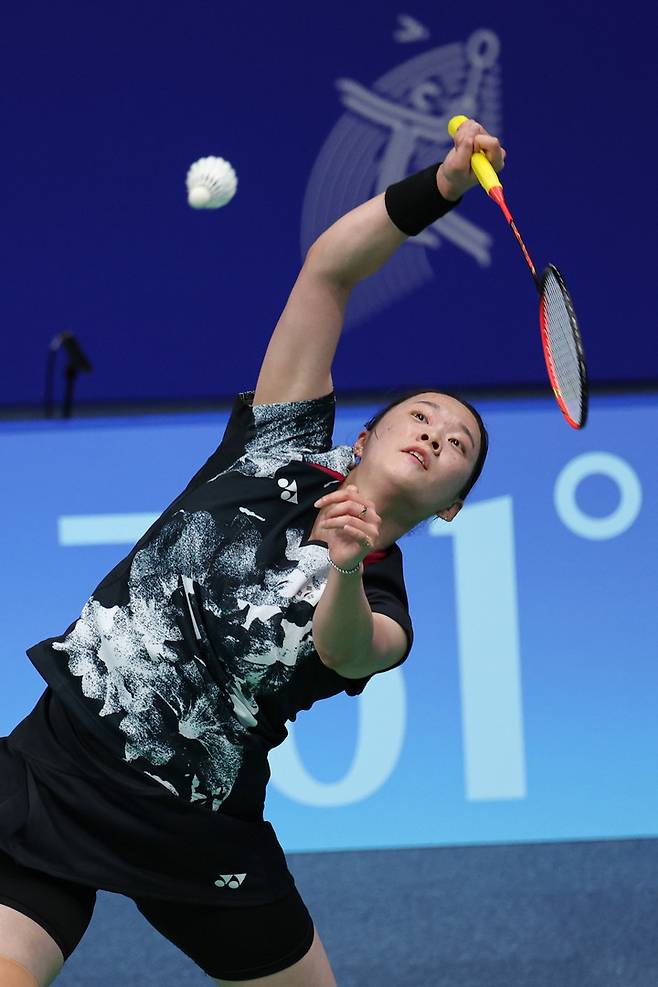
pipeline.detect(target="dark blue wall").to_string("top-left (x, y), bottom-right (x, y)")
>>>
top-left (2, 0), bottom-right (655, 408)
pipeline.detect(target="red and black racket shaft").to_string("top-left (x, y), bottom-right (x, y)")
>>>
top-left (488, 186), bottom-right (540, 286)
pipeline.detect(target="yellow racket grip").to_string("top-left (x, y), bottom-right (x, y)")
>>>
top-left (448, 114), bottom-right (502, 195)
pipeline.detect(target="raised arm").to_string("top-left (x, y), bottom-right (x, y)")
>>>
top-left (309, 193), bottom-right (409, 285)
top-left (252, 195), bottom-right (408, 407)
top-left (253, 121), bottom-right (504, 407)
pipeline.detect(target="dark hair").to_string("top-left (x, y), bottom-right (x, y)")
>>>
top-left (359, 387), bottom-right (489, 511)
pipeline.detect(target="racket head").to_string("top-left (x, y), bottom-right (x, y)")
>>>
top-left (538, 264), bottom-right (589, 429)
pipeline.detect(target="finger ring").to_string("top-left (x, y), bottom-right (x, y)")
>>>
top-left (360, 505), bottom-right (367, 516)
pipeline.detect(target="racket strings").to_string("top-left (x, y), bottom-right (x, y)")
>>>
top-left (541, 268), bottom-right (586, 425)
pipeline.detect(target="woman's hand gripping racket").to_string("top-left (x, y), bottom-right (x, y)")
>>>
top-left (448, 115), bottom-right (589, 429)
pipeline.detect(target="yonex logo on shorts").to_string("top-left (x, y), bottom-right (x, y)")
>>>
top-left (215, 873), bottom-right (247, 889)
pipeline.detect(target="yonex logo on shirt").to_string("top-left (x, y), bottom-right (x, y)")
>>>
top-left (215, 873), bottom-right (247, 889)
top-left (278, 477), bottom-right (298, 504)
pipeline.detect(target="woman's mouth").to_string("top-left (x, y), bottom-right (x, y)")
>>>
top-left (403, 450), bottom-right (427, 470)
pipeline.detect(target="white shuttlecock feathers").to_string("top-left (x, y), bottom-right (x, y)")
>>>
top-left (186, 156), bottom-right (237, 209)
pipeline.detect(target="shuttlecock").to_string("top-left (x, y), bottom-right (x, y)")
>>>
top-left (186, 156), bottom-right (238, 209)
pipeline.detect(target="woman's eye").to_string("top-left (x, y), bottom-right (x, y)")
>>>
top-left (412, 411), bottom-right (427, 422)
top-left (450, 438), bottom-right (461, 448)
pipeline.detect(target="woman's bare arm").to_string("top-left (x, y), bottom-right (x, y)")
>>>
top-left (253, 126), bottom-right (503, 407)
top-left (308, 194), bottom-right (408, 286)
top-left (252, 196), bottom-right (407, 407)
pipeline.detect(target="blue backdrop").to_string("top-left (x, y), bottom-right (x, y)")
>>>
top-left (2, 391), bottom-right (656, 852)
top-left (2, 0), bottom-right (656, 411)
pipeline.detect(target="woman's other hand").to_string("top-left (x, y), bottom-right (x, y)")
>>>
top-left (313, 485), bottom-right (381, 571)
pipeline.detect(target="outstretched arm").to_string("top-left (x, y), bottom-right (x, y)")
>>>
top-left (253, 121), bottom-right (504, 407)
top-left (252, 196), bottom-right (407, 407)
top-left (308, 193), bottom-right (409, 286)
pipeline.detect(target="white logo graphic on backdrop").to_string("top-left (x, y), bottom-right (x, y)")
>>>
top-left (393, 14), bottom-right (430, 44)
top-left (300, 27), bottom-right (501, 332)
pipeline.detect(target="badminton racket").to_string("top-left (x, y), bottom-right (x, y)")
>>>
top-left (448, 114), bottom-right (589, 429)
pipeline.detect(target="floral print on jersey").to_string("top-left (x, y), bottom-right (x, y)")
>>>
top-left (51, 412), bottom-right (357, 812)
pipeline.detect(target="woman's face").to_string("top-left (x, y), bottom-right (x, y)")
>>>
top-left (355, 392), bottom-right (481, 522)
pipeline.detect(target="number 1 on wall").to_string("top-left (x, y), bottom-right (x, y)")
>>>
top-left (432, 495), bottom-right (527, 800)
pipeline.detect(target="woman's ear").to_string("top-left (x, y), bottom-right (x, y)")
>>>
top-left (353, 428), bottom-right (369, 460)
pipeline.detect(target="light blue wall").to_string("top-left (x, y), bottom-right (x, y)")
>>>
top-left (3, 392), bottom-right (656, 852)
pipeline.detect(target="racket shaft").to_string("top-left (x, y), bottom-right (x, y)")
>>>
top-left (508, 216), bottom-right (537, 282)
top-left (483, 176), bottom-right (538, 284)
top-left (448, 114), bottom-right (538, 282)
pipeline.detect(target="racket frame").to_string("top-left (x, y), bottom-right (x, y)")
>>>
top-left (538, 264), bottom-right (589, 429)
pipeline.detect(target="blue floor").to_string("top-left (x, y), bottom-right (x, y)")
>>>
top-left (57, 838), bottom-right (658, 986)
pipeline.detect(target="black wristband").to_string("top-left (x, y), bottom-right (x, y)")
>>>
top-left (384, 162), bottom-right (462, 236)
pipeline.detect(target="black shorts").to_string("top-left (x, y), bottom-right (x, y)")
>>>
top-left (0, 843), bottom-right (315, 981)
top-left (0, 689), bottom-right (297, 906)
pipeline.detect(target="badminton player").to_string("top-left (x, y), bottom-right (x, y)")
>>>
top-left (0, 118), bottom-right (503, 986)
